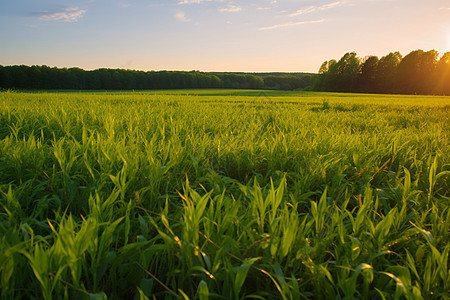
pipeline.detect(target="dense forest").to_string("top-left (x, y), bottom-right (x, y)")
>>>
top-left (314, 49), bottom-right (450, 95)
top-left (0, 65), bottom-right (314, 91)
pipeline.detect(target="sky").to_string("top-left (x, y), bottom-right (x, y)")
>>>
top-left (0, 0), bottom-right (449, 73)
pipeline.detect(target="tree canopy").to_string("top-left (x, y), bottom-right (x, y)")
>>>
top-left (0, 66), bottom-right (314, 91)
top-left (314, 49), bottom-right (450, 95)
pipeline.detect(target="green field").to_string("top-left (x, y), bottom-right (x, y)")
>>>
top-left (0, 90), bottom-right (449, 299)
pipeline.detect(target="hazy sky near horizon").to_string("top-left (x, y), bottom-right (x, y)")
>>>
top-left (1, 0), bottom-right (449, 73)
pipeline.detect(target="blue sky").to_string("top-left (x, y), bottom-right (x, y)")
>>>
top-left (1, 0), bottom-right (449, 72)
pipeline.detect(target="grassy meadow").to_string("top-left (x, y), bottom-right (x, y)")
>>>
top-left (0, 90), bottom-right (449, 299)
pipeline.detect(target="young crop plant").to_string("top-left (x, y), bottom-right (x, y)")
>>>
top-left (0, 90), bottom-right (449, 299)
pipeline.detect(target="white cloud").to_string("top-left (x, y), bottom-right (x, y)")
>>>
top-left (175, 11), bottom-right (191, 22)
top-left (37, 7), bottom-right (86, 22)
top-left (257, 7), bottom-right (272, 10)
top-left (218, 5), bottom-right (242, 12)
top-left (259, 19), bottom-right (324, 31)
top-left (289, 1), bottom-right (344, 17)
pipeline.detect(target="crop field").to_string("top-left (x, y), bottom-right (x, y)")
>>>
top-left (0, 90), bottom-right (449, 299)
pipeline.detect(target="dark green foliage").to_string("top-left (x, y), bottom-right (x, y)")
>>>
top-left (315, 49), bottom-right (450, 95)
top-left (263, 75), bottom-right (313, 90)
top-left (0, 66), bottom-right (225, 90)
top-left (0, 66), bottom-right (316, 91)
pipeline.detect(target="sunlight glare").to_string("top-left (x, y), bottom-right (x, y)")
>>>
top-left (446, 28), bottom-right (450, 53)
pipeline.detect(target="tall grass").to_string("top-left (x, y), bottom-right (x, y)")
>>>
top-left (0, 90), bottom-right (449, 299)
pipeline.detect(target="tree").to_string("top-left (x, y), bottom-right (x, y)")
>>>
top-left (318, 61), bottom-right (329, 74)
top-left (334, 52), bottom-right (361, 92)
top-left (434, 52), bottom-right (450, 95)
top-left (358, 56), bottom-right (379, 92)
top-left (313, 59), bottom-right (337, 91)
top-left (375, 51), bottom-right (402, 93)
top-left (397, 49), bottom-right (438, 94)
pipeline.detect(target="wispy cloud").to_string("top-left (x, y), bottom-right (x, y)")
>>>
top-left (218, 5), bottom-right (242, 12)
top-left (175, 11), bottom-right (191, 22)
top-left (178, 0), bottom-right (219, 4)
top-left (289, 1), bottom-right (344, 17)
top-left (256, 0), bottom-right (279, 12)
top-left (259, 19), bottom-right (324, 31)
top-left (36, 7), bottom-right (86, 22)
top-left (118, 2), bottom-right (131, 8)
top-left (178, 0), bottom-right (201, 4)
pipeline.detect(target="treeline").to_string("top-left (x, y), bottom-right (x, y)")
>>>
top-left (0, 65), bottom-right (314, 91)
top-left (314, 49), bottom-right (450, 95)
top-left (260, 74), bottom-right (314, 90)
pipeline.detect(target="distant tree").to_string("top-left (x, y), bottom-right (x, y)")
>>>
top-left (397, 49), bottom-right (438, 94)
top-left (13, 66), bottom-right (29, 88)
top-left (375, 51), bottom-right (402, 93)
top-left (98, 69), bottom-right (112, 89)
top-left (313, 49), bottom-right (448, 95)
top-left (86, 70), bottom-right (101, 89)
top-left (358, 56), bottom-right (378, 92)
top-left (29, 65), bottom-right (43, 89)
top-left (262, 75), bottom-right (311, 90)
top-left (209, 74), bottom-right (221, 88)
top-left (69, 67), bottom-right (86, 89)
top-left (317, 52), bottom-right (361, 92)
top-left (318, 61), bottom-right (329, 74)
top-left (298, 75), bottom-right (313, 89)
top-left (111, 70), bottom-right (123, 90)
top-left (434, 52), bottom-right (450, 95)
top-left (39, 65), bottom-right (54, 88)
top-left (338, 52), bottom-right (361, 91)
top-left (313, 59), bottom-right (337, 91)
top-left (0, 66), bottom-right (5, 89)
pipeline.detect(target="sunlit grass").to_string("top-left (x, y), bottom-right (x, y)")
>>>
top-left (0, 90), bottom-right (449, 299)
